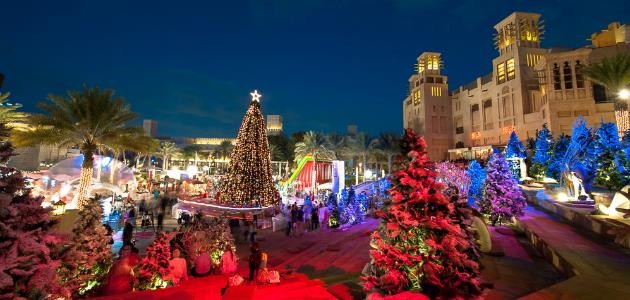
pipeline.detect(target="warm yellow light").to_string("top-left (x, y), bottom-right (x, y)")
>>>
top-left (619, 89), bottom-right (630, 100)
top-left (557, 192), bottom-right (569, 203)
top-left (250, 90), bottom-right (262, 102)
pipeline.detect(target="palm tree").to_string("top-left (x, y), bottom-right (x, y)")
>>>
top-left (182, 145), bottom-right (202, 165)
top-left (326, 133), bottom-right (348, 160)
top-left (13, 86), bottom-right (148, 209)
top-left (346, 133), bottom-right (379, 173)
top-left (0, 92), bottom-right (28, 132)
top-left (156, 141), bottom-right (180, 170)
top-left (294, 131), bottom-right (335, 162)
top-left (583, 53), bottom-right (630, 135)
top-left (377, 132), bottom-right (401, 175)
top-left (269, 143), bottom-right (281, 161)
top-left (216, 140), bottom-right (233, 170)
top-left (294, 131), bottom-right (335, 189)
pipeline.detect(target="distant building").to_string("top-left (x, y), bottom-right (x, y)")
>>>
top-left (143, 119), bottom-right (158, 137)
top-left (266, 115), bottom-right (283, 136)
top-left (403, 12), bottom-right (630, 161)
top-left (347, 125), bottom-right (358, 136)
top-left (402, 52), bottom-right (452, 161)
top-left (185, 137), bottom-right (236, 146)
top-left (8, 145), bottom-right (80, 171)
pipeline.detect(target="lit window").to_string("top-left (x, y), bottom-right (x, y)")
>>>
top-left (427, 56), bottom-right (439, 70)
top-left (506, 58), bottom-right (515, 80)
top-left (413, 89), bottom-right (422, 105)
top-left (497, 62), bottom-right (506, 84)
top-left (417, 61), bottom-right (425, 74)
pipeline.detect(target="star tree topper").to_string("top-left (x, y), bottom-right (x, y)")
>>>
top-left (250, 90), bottom-right (262, 102)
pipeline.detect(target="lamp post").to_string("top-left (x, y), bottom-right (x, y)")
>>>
top-left (620, 89), bottom-right (630, 101)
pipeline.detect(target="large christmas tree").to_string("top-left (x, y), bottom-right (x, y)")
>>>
top-left (219, 90), bottom-right (276, 206)
top-left (362, 129), bottom-right (483, 299)
top-left (479, 153), bottom-right (526, 225)
top-left (0, 124), bottom-right (61, 299)
top-left (58, 196), bottom-right (113, 297)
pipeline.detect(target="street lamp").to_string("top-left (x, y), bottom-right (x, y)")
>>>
top-left (619, 88), bottom-right (630, 100)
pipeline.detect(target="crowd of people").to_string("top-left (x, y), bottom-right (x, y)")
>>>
top-left (283, 201), bottom-right (329, 237)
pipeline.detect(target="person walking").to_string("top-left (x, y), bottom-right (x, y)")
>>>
top-left (122, 222), bottom-right (134, 247)
top-left (311, 206), bottom-right (319, 231)
top-left (157, 206), bottom-right (164, 231)
top-left (297, 205), bottom-right (304, 236)
top-left (249, 218), bottom-right (257, 243)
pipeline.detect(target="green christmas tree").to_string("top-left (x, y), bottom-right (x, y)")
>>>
top-left (219, 90), bottom-right (276, 206)
top-left (58, 196), bottom-right (113, 297)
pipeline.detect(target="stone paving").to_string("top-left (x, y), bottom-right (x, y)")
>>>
top-left (237, 218), bottom-right (565, 300)
top-left (518, 205), bottom-right (630, 300)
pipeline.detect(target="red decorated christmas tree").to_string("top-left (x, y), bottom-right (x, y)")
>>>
top-left (362, 129), bottom-right (483, 299)
top-left (135, 232), bottom-right (174, 290)
top-left (58, 196), bottom-right (113, 297)
top-left (219, 90), bottom-right (276, 206)
top-left (0, 124), bottom-right (62, 299)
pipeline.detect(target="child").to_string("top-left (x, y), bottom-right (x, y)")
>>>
top-left (168, 248), bottom-right (188, 284)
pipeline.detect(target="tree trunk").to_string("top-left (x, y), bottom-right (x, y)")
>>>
top-left (78, 151), bottom-right (94, 209)
top-left (162, 155), bottom-right (168, 170)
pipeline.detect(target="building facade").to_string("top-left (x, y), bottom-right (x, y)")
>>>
top-left (403, 12), bottom-right (630, 161)
top-left (266, 115), bottom-right (283, 136)
top-left (402, 52), bottom-right (453, 160)
top-left (143, 119), bottom-right (158, 137)
top-left (8, 145), bottom-right (80, 171)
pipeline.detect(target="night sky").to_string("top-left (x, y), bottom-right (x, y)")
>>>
top-left (1, 0), bottom-right (629, 138)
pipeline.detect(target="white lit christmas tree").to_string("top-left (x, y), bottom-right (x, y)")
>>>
top-left (219, 90), bottom-right (277, 206)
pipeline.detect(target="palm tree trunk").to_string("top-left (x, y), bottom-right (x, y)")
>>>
top-left (78, 151), bottom-right (94, 209)
top-left (162, 155), bottom-right (167, 170)
top-left (110, 151), bottom-right (118, 184)
top-left (615, 108), bottom-right (629, 137)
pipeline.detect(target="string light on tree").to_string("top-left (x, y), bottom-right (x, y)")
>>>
top-left (219, 90), bottom-right (277, 206)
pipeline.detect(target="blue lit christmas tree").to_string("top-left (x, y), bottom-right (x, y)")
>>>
top-left (467, 160), bottom-right (486, 206)
top-left (546, 133), bottom-right (570, 181)
top-left (506, 131), bottom-right (526, 180)
top-left (564, 118), bottom-right (596, 193)
top-left (531, 124), bottom-right (554, 180)
top-left (592, 122), bottom-right (624, 190)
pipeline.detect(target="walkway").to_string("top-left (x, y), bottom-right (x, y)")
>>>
top-left (518, 206), bottom-right (630, 300)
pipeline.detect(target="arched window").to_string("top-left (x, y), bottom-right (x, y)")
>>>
top-left (553, 63), bottom-right (561, 90)
top-left (563, 61), bottom-right (573, 89)
top-left (575, 60), bottom-right (584, 88)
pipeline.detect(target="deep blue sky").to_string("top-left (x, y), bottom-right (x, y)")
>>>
top-left (1, 0), bottom-right (629, 137)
